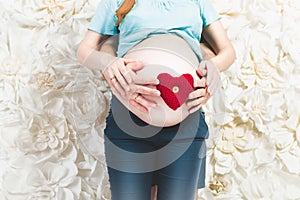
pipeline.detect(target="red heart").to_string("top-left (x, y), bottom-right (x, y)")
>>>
top-left (157, 73), bottom-right (194, 110)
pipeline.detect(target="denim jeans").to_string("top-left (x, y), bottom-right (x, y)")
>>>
top-left (104, 96), bottom-right (208, 200)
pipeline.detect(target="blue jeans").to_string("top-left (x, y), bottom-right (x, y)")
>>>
top-left (104, 96), bottom-right (208, 200)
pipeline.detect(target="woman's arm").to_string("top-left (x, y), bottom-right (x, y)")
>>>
top-left (77, 31), bottom-right (134, 97)
top-left (77, 31), bottom-right (160, 112)
top-left (77, 30), bottom-right (117, 71)
top-left (202, 20), bottom-right (236, 72)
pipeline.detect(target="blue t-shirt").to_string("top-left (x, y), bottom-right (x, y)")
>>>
top-left (88, 0), bottom-right (220, 60)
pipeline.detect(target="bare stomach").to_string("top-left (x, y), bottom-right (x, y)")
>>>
top-left (115, 34), bottom-right (200, 127)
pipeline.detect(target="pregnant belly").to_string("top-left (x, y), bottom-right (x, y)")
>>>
top-left (115, 34), bottom-right (200, 127)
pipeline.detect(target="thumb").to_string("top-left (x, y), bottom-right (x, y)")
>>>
top-left (124, 59), bottom-right (145, 71)
top-left (197, 61), bottom-right (207, 77)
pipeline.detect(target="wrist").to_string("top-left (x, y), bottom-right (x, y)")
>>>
top-left (207, 58), bottom-right (221, 74)
top-left (82, 50), bottom-right (118, 72)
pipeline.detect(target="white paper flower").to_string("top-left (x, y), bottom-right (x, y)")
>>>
top-left (207, 174), bottom-right (232, 196)
top-left (77, 153), bottom-right (111, 200)
top-left (273, 128), bottom-right (295, 150)
top-left (0, 25), bottom-right (52, 76)
top-left (5, 0), bottom-right (87, 27)
top-left (280, 29), bottom-right (300, 66)
top-left (213, 119), bottom-right (260, 173)
top-left (2, 159), bottom-right (81, 200)
top-left (254, 135), bottom-right (276, 165)
top-left (232, 87), bottom-right (272, 133)
top-left (213, 148), bottom-right (235, 174)
top-left (283, 87), bottom-right (300, 131)
top-left (61, 68), bottom-right (110, 135)
top-left (213, 0), bottom-right (245, 16)
top-left (278, 149), bottom-right (300, 175)
top-left (26, 115), bottom-right (68, 152)
top-left (1, 0), bottom-right (300, 199)
top-left (240, 169), bottom-right (300, 199)
top-left (240, 171), bottom-right (283, 199)
top-left (0, 102), bottom-right (29, 148)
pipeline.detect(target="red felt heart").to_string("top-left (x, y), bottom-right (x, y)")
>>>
top-left (157, 73), bottom-right (194, 110)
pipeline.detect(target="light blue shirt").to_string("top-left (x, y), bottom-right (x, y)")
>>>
top-left (88, 0), bottom-right (220, 60)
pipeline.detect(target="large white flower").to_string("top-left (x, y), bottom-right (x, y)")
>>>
top-left (2, 158), bottom-right (81, 200)
top-left (58, 67), bottom-right (110, 162)
top-left (232, 86), bottom-right (276, 133)
top-left (213, 119), bottom-right (260, 174)
top-left (60, 68), bottom-right (110, 134)
top-left (4, 84), bottom-right (76, 158)
top-left (21, 115), bottom-right (69, 152)
top-left (239, 29), bottom-right (281, 89)
top-left (0, 25), bottom-right (52, 76)
top-left (217, 122), bottom-right (258, 153)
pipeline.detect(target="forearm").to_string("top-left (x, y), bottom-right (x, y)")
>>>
top-left (77, 31), bottom-right (118, 71)
top-left (210, 43), bottom-right (235, 72)
top-left (80, 50), bottom-right (117, 71)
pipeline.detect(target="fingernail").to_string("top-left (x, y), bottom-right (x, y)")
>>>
top-left (156, 91), bottom-right (161, 96)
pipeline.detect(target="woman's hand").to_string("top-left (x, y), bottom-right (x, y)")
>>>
top-left (128, 90), bottom-right (158, 113)
top-left (102, 57), bottom-right (136, 96)
top-left (103, 58), bottom-right (160, 112)
top-left (126, 61), bottom-right (161, 113)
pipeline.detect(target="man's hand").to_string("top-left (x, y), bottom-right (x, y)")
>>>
top-left (185, 72), bottom-right (210, 114)
top-left (197, 60), bottom-right (221, 96)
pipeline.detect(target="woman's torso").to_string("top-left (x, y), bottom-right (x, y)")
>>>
top-left (88, 0), bottom-right (219, 126)
top-left (88, 0), bottom-right (220, 60)
top-left (117, 0), bottom-right (204, 60)
top-left (114, 34), bottom-right (201, 127)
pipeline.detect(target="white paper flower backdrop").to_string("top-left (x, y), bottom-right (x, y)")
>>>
top-left (0, 0), bottom-right (299, 199)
